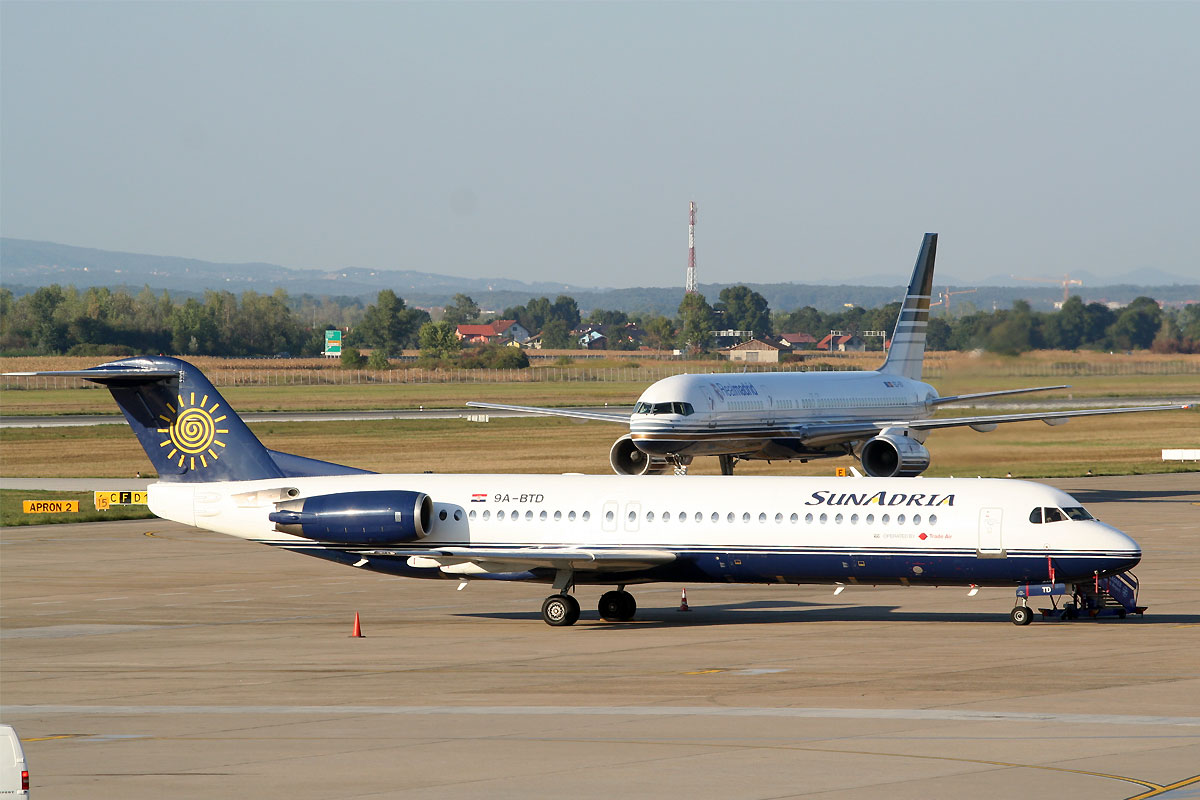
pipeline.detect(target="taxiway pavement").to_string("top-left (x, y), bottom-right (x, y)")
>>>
top-left (2, 472), bottom-right (1198, 799)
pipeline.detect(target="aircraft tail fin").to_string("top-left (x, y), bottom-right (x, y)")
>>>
top-left (880, 233), bottom-right (937, 381)
top-left (7, 356), bottom-right (370, 483)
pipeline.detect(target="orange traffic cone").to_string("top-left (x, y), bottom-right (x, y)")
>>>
top-left (350, 612), bottom-right (364, 638)
top-left (677, 588), bottom-right (690, 612)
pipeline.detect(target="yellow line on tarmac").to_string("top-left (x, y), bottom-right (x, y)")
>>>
top-left (1125, 774), bottom-right (1200, 799)
top-left (22, 734), bottom-right (78, 742)
top-left (542, 737), bottom-right (1167, 792)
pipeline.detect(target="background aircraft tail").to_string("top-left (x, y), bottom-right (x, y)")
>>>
top-left (880, 232), bottom-right (937, 381)
top-left (11, 356), bottom-right (370, 483)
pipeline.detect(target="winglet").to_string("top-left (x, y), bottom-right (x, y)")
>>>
top-left (880, 233), bottom-right (937, 381)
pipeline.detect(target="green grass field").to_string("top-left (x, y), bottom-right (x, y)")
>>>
top-left (2, 351), bottom-right (1197, 415)
top-left (2, 352), bottom-right (1196, 505)
top-left (2, 408), bottom-right (1197, 481)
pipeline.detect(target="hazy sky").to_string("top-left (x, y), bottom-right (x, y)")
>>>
top-left (3, 1), bottom-right (1197, 288)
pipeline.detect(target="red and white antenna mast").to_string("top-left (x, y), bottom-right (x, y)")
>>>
top-left (685, 201), bottom-right (698, 294)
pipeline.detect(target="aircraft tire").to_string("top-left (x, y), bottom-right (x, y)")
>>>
top-left (1010, 606), bottom-right (1033, 626)
top-left (598, 590), bottom-right (637, 622)
top-left (542, 594), bottom-right (580, 627)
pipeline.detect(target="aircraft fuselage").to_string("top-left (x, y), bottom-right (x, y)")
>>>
top-left (629, 371), bottom-right (936, 460)
top-left (150, 473), bottom-right (1139, 588)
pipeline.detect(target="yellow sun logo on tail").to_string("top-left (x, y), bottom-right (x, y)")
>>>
top-left (157, 392), bottom-right (229, 471)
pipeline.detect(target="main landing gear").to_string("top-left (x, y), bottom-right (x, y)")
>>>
top-left (540, 587), bottom-right (637, 626)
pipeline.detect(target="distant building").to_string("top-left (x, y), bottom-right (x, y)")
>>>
top-left (455, 320), bottom-right (531, 345)
top-left (777, 332), bottom-right (817, 350)
top-left (578, 329), bottom-right (608, 350)
top-left (455, 324), bottom-right (500, 344)
top-left (721, 338), bottom-right (783, 363)
top-left (815, 333), bottom-right (865, 352)
top-left (491, 319), bottom-right (531, 343)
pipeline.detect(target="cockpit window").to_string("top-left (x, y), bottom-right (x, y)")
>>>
top-left (1043, 507), bottom-right (1066, 523)
top-left (1062, 506), bottom-right (1093, 521)
top-left (634, 401), bottom-right (694, 416)
top-left (1029, 507), bottom-right (1042, 524)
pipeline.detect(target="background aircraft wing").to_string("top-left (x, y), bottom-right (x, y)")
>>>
top-left (905, 403), bottom-right (1193, 432)
top-left (465, 401), bottom-right (629, 424)
top-left (930, 385), bottom-right (1069, 405)
top-left (400, 547), bottom-right (676, 573)
top-left (795, 402), bottom-right (1191, 446)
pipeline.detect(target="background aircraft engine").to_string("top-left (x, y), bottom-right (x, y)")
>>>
top-left (268, 490), bottom-right (434, 544)
top-left (609, 434), bottom-right (669, 476)
top-left (860, 432), bottom-right (931, 477)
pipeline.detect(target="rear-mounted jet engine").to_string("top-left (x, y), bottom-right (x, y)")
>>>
top-left (269, 490), bottom-right (433, 545)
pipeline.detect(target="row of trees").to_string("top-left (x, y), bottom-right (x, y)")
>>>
top-left (0, 285), bottom-right (317, 356)
top-left (3, 284), bottom-right (1198, 359)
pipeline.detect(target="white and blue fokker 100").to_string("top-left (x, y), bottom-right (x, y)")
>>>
top-left (470, 233), bottom-right (1189, 477)
top-left (12, 357), bottom-right (1146, 626)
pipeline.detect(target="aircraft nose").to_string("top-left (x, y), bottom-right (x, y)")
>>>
top-left (1097, 522), bottom-right (1142, 569)
top-left (1103, 522), bottom-right (1141, 554)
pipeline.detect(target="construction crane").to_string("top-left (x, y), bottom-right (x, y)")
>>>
top-left (1011, 273), bottom-right (1083, 305)
top-left (928, 287), bottom-right (977, 314)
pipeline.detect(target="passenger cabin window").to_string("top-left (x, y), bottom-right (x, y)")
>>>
top-left (633, 401), bottom-right (695, 416)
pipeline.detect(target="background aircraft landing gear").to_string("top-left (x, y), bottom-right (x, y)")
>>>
top-left (1010, 605), bottom-right (1033, 626)
top-left (719, 454), bottom-right (736, 475)
top-left (598, 590), bottom-right (637, 622)
top-left (542, 594), bottom-right (580, 626)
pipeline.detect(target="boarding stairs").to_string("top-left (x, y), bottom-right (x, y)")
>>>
top-left (1017, 569), bottom-right (1145, 621)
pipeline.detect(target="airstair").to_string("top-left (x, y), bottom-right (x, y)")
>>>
top-left (1013, 570), bottom-right (1145, 623)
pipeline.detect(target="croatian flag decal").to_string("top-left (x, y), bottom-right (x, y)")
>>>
top-left (471, 493), bottom-right (487, 503)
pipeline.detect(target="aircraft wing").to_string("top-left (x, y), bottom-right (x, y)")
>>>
top-left (930, 385), bottom-right (1069, 405)
top-left (400, 547), bottom-right (676, 573)
top-left (905, 403), bottom-right (1194, 433)
top-left (465, 401), bottom-right (630, 424)
top-left (797, 402), bottom-right (1192, 446)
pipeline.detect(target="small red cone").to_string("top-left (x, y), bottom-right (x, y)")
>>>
top-left (677, 588), bottom-right (690, 612)
top-left (350, 612), bottom-right (364, 638)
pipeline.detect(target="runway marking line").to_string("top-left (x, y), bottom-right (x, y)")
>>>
top-left (1125, 775), bottom-right (1200, 799)
top-left (491, 735), bottom-right (1190, 795)
top-left (16, 729), bottom-right (1194, 796)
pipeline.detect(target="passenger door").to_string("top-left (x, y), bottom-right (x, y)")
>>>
top-left (978, 507), bottom-right (1005, 558)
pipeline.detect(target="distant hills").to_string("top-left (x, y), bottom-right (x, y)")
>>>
top-left (2, 237), bottom-right (1197, 315)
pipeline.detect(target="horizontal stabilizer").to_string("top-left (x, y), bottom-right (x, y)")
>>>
top-left (5, 356), bottom-right (365, 483)
top-left (4, 366), bottom-right (179, 383)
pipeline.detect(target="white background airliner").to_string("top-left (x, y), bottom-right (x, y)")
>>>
top-left (10, 356), bottom-right (1145, 627)
top-left (470, 234), bottom-right (1190, 476)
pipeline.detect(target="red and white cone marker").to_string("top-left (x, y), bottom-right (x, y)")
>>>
top-left (678, 588), bottom-right (690, 612)
top-left (350, 612), bottom-right (364, 638)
